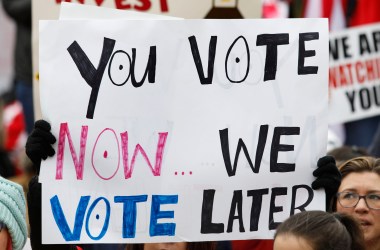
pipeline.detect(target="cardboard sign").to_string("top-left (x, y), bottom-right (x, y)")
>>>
top-left (39, 18), bottom-right (328, 244)
top-left (329, 23), bottom-right (380, 124)
top-left (32, 0), bottom-right (262, 120)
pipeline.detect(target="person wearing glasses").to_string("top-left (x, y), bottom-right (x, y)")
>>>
top-left (335, 156), bottom-right (380, 250)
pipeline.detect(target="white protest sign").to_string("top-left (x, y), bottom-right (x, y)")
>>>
top-left (39, 19), bottom-right (328, 244)
top-left (32, 0), bottom-right (261, 121)
top-left (329, 23), bottom-right (380, 124)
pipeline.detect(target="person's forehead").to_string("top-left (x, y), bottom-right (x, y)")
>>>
top-left (339, 172), bottom-right (380, 192)
top-left (274, 234), bottom-right (313, 250)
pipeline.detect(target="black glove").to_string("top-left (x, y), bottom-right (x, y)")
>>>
top-left (25, 120), bottom-right (56, 174)
top-left (312, 156), bottom-right (342, 211)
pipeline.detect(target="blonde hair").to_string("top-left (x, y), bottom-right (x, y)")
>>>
top-left (339, 156), bottom-right (380, 178)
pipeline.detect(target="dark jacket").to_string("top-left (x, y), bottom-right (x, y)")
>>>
top-left (2, 0), bottom-right (32, 84)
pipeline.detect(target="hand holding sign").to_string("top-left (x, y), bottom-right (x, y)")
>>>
top-left (26, 120), bottom-right (57, 174)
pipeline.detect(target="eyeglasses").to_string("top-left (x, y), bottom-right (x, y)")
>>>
top-left (337, 192), bottom-right (380, 210)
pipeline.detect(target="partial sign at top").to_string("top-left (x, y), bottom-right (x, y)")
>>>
top-left (35, 0), bottom-right (261, 19)
top-left (39, 18), bottom-right (328, 244)
top-left (329, 23), bottom-right (380, 124)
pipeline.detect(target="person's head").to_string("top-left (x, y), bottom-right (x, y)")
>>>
top-left (328, 145), bottom-right (369, 167)
top-left (336, 156), bottom-right (380, 249)
top-left (0, 177), bottom-right (27, 250)
top-left (125, 242), bottom-right (216, 250)
top-left (274, 210), bottom-right (365, 250)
